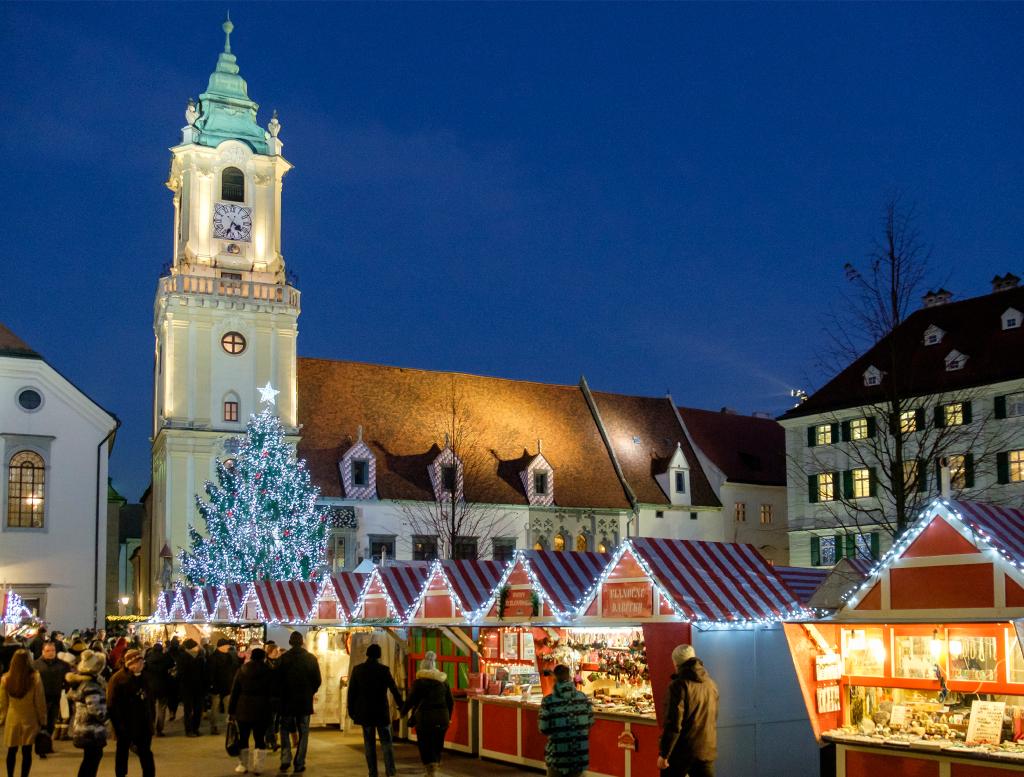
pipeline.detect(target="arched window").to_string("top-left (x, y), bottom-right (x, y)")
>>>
top-left (221, 167), bottom-right (245, 202)
top-left (8, 451), bottom-right (45, 528)
top-left (533, 537), bottom-right (547, 551)
top-left (597, 541), bottom-right (608, 554)
top-left (223, 391), bottom-right (240, 422)
top-left (553, 534), bottom-right (566, 552)
top-left (575, 533), bottom-right (588, 552)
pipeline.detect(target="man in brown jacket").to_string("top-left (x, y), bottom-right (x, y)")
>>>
top-left (657, 644), bottom-right (719, 777)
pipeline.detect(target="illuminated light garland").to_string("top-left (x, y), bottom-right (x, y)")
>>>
top-left (2, 590), bottom-right (31, 625)
top-left (468, 551), bottom-right (567, 624)
top-left (352, 567), bottom-right (401, 624)
top-left (306, 572), bottom-right (348, 625)
top-left (404, 560), bottom-right (471, 624)
top-left (179, 408), bottom-right (328, 586)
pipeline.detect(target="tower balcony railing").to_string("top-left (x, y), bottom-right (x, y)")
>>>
top-left (158, 272), bottom-right (300, 309)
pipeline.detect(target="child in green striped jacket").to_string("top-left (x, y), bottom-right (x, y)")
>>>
top-left (538, 665), bottom-right (594, 777)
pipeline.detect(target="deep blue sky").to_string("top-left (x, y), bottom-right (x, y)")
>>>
top-left (3, 3), bottom-right (1022, 502)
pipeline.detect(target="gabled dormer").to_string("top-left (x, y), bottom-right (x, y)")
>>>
top-left (520, 441), bottom-right (555, 506)
top-left (429, 441), bottom-right (463, 502)
top-left (945, 349), bottom-right (968, 372)
top-left (923, 324), bottom-right (945, 346)
top-left (863, 365), bottom-right (884, 387)
top-left (338, 426), bottom-right (376, 499)
top-left (1002, 307), bottom-right (1022, 331)
top-left (655, 443), bottom-right (691, 506)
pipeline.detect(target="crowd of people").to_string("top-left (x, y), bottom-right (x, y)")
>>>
top-left (0, 624), bottom-right (720, 777)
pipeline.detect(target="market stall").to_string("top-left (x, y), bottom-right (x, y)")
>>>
top-left (785, 498), bottom-right (1024, 776)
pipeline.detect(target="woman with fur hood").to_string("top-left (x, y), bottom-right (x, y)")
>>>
top-left (66, 650), bottom-right (108, 777)
top-left (401, 651), bottom-right (453, 777)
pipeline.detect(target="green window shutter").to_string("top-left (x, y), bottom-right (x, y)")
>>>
top-left (997, 452), bottom-right (1010, 485)
top-left (845, 534), bottom-right (857, 559)
top-left (808, 474), bottom-right (818, 503)
top-left (870, 532), bottom-right (880, 560)
top-left (841, 421), bottom-right (851, 442)
top-left (866, 417), bottom-right (877, 438)
top-left (995, 395), bottom-right (1007, 420)
top-left (917, 458), bottom-right (928, 492)
top-left (916, 408), bottom-right (927, 430)
top-left (868, 466), bottom-right (877, 497)
top-left (964, 453), bottom-right (974, 489)
top-left (842, 470), bottom-right (854, 499)
top-left (830, 423), bottom-right (840, 444)
top-left (963, 401), bottom-right (973, 424)
top-left (807, 426), bottom-right (816, 447)
top-left (934, 406), bottom-right (946, 428)
top-left (810, 536), bottom-right (821, 566)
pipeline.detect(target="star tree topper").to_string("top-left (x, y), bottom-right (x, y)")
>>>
top-left (258, 381), bottom-right (280, 406)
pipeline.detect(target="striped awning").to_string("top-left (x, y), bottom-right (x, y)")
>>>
top-left (440, 559), bottom-right (508, 614)
top-left (950, 500), bottom-right (1024, 565)
top-left (629, 537), bottom-right (805, 622)
top-left (222, 583), bottom-right (248, 620)
top-left (774, 566), bottom-right (829, 606)
top-left (523, 550), bottom-right (611, 615)
top-left (201, 586), bottom-right (219, 616)
top-left (377, 563), bottom-right (432, 617)
top-left (181, 587), bottom-right (205, 619)
top-left (253, 581), bottom-right (318, 623)
top-left (331, 572), bottom-right (367, 618)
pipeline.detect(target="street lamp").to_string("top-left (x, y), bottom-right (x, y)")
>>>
top-left (118, 596), bottom-right (129, 616)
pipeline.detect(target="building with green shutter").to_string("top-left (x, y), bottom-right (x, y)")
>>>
top-left (779, 274), bottom-right (1024, 569)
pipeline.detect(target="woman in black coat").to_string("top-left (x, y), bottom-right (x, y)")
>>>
top-left (228, 648), bottom-right (273, 775)
top-left (142, 645), bottom-right (173, 736)
top-left (402, 651), bottom-right (453, 777)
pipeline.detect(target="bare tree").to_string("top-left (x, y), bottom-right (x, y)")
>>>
top-left (794, 196), bottom-right (1014, 543)
top-left (397, 381), bottom-right (517, 560)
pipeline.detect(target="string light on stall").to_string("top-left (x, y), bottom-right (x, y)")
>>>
top-left (305, 573), bottom-right (347, 625)
top-left (469, 550), bottom-right (563, 624)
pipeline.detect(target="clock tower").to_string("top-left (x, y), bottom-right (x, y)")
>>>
top-left (150, 17), bottom-right (298, 596)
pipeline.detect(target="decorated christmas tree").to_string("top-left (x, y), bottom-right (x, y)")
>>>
top-left (180, 387), bottom-right (328, 585)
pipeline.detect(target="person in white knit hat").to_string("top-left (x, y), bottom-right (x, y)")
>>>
top-left (656, 644), bottom-right (718, 777)
top-left (402, 651), bottom-right (453, 777)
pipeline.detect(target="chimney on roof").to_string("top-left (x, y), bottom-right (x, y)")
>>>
top-left (752, 411), bottom-right (773, 419)
top-left (720, 407), bottom-right (738, 415)
top-left (992, 273), bottom-right (1021, 293)
top-left (922, 288), bottom-right (953, 308)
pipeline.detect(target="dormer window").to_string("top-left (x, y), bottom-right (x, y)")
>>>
top-left (923, 324), bottom-right (945, 346)
top-left (945, 349), bottom-right (968, 371)
top-left (658, 443), bottom-right (691, 506)
top-left (1003, 308), bottom-right (1022, 331)
top-left (674, 471), bottom-right (686, 494)
top-left (221, 167), bottom-right (245, 202)
top-left (521, 449), bottom-right (555, 507)
top-left (863, 365), bottom-right (883, 387)
top-left (429, 445), bottom-right (463, 501)
top-left (339, 431), bottom-right (376, 500)
top-left (442, 465), bottom-right (457, 492)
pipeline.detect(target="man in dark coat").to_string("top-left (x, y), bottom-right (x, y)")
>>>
top-left (175, 638), bottom-right (208, 737)
top-left (206, 638), bottom-right (240, 735)
top-left (143, 643), bottom-right (174, 736)
top-left (34, 641), bottom-right (69, 740)
top-left (657, 644), bottom-right (719, 777)
top-left (277, 631), bottom-right (321, 773)
top-left (26, 626), bottom-right (47, 659)
top-left (347, 643), bottom-right (403, 777)
top-left (107, 649), bottom-right (156, 777)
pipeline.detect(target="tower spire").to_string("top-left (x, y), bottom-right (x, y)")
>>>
top-left (223, 12), bottom-right (233, 54)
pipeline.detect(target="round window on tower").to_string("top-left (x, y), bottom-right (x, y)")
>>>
top-left (17, 388), bottom-right (43, 412)
top-left (221, 331), bottom-right (247, 355)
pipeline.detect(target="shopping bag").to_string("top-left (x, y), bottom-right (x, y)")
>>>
top-left (225, 719), bottom-right (242, 757)
top-left (34, 731), bottom-right (53, 757)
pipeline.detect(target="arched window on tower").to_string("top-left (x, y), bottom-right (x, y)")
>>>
top-left (221, 167), bottom-right (245, 202)
top-left (7, 451), bottom-right (45, 528)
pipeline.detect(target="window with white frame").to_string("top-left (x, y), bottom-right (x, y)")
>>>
top-left (674, 470), bottom-right (686, 493)
top-left (534, 471), bottom-right (548, 495)
top-left (1009, 450), bottom-right (1024, 483)
top-left (855, 533), bottom-right (875, 561)
top-left (352, 460), bottom-right (369, 487)
top-left (923, 325), bottom-right (945, 346)
top-left (816, 472), bottom-right (836, 502)
top-left (411, 535), bottom-right (438, 561)
top-left (863, 366), bottom-right (882, 386)
top-left (7, 451), bottom-right (45, 528)
top-left (900, 410), bottom-right (918, 434)
top-left (759, 504), bottom-right (773, 524)
top-left (452, 536), bottom-right (477, 559)
top-left (734, 502), bottom-right (746, 522)
top-left (492, 538), bottom-right (516, 562)
top-left (819, 536), bottom-right (838, 566)
top-left (849, 418), bottom-right (869, 440)
top-left (903, 460), bottom-right (921, 492)
top-left (851, 468), bottom-right (872, 498)
top-left (1007, 392), bottom-right (1024, 417)
top-left (944, 403), bottom-right (965, 426)
top-left (815, 424), bottom-right (833, 446)
top-left (948, 454), bottom-right (968, 490)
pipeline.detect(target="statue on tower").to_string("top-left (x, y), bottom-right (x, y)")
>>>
top-left (185, 97), bottom-right (198, 127)
top-left (268, 109), bottom-right (281, 138)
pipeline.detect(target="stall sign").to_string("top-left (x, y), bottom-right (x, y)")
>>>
top-left (504, 588), bottom-right (535, 618)
top-left (889, 705), bottom-right (907, 727)
top-left (814, 654), bottom-right (842, 681)
top-left (966, 700), bottom-right (1005, 745)
top-left (617, 732), bottom-right (637, 751)
top-left (602, 582), bottom-right (653, 618)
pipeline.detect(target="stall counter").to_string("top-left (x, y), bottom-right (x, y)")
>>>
top-left (825, 736), bottom-right (1024, 776)
top-left (476, 695), bottom-right (661, 777)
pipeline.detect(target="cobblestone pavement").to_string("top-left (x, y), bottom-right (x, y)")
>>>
top-left (28, 717), bottom-right (531, 777)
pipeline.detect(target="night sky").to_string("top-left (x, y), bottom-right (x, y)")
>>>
top-left (3, 3), bottom-right (1022, 502)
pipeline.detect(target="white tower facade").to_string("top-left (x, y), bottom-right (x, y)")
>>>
top-left (151, 19), bottom-right (298, 597)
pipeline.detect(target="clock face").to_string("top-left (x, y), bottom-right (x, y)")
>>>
top-left (213, 203), bottom-right (253, 242)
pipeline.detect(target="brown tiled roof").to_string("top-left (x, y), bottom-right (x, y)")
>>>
top-left (589, 391), bottom-right (720, 508)
top-left (781, 285), bottom-right (1024, 420)
top-left (677, 407), bottom-right (786, 487)
top-left (0, 322), bottom-right (40, 359)
top-left (296, 358), bottom-right (632, 509)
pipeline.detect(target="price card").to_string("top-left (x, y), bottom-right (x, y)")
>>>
top-left (889, 705), bottom-right (907, 727)
top-left (966, 700), bottom-right (1005, 746)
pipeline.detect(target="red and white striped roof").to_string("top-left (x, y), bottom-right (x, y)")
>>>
top-left (182, 587), bottom-right (207, 620)
top-left (253, 581), bottom-right (319, 623)
top-left (774, 566), bottom-right (830, 606)
top-left (950, 500), bottom-right (1024, 565)
top-left (629, 537), bottom-right (805, 622)
top-left (524, 550), bottom-right (611, 615)
top-left (331, 572), bottom-right (368, 618)
top-left (222, 583), bottom-right (248, 619)
top-left (440, 559), bottom-right (508, 614)
top-left (201, 586), bottom-right (219, 616)
top-left (376, 563), bottom-right (432, 616)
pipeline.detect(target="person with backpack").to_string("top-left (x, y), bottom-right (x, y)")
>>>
top-left (66, 650), bottom-right (108, 777)
top-left (402, 651), bottom-right (453, 777)
top-left (0, 649), bottom-right (46, 777)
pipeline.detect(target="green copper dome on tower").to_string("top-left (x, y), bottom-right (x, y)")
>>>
top-left (191, 15), bottom-right (270, 154)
